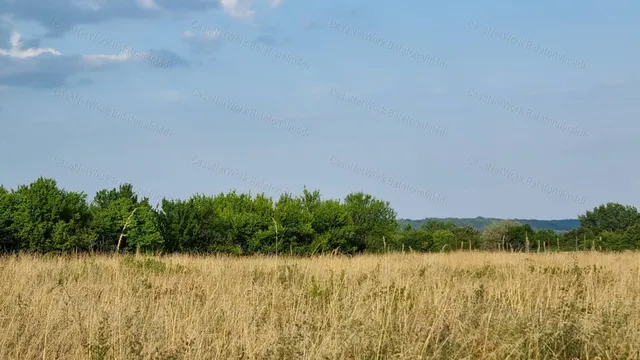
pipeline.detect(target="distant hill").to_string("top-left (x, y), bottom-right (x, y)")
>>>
top-left (398, 217), bottom-right (580, 232)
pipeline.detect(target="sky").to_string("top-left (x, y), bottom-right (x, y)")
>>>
top-left (0, 0), bottom-right (638, 220)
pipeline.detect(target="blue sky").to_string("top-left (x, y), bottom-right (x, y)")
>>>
top-left (0, 0), bottom-right (638, 220)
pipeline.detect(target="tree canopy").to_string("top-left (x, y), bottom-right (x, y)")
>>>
top-left (0, 177), bottom-right (638, 254)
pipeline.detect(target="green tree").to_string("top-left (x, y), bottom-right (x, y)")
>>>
top-left (452, 226), bottom-right (480, 250)
top-left (596, 231), bottom-right (627, 251)
top-left (0, 186), bottom-right (18, 251)
top-left (421, 220), bottom-right (457, 231)
top-left (90, 184), bottom-right (162, 253)
top-left (90, 185), bottom-right (137, 251)
top-left (126, 199), bottom-right (163, 253)
top-left (431, 229), bottom-right (456, 252)
top-left (396, 227), bottom-right (433, 251)
top-left (505, 223), bottom-right (534, 250)
top-left (246, 193), bottom-right (277, 254)
top-left (157, 198), bottom-right (195, 253)
top-left (343, 192), bottom-right (398, 253)
top-left (214, 191), bottom-right (269, 254)
top-left (535, 229), bottom-right (558, 250)
top-left (561, 227), bottom-right (596, 251)
top-left (624, 223), bottom-right (640, 249)
top-left (578, 203), bottom-right (640, 234)
top-left (306, 197), bottom-right (354, 254)
top-left (479, 220), bottom-right (521, 250)
top-left (268, 193), bottom-right (314, 254)
top-left (11, 177), bottom-right (93, 252)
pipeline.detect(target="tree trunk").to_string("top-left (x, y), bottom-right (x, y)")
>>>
top-left (116, 208), bottom-right (137, 254)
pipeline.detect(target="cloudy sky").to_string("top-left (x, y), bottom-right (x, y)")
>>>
top-left (0, 0), bottom-right (638, 220)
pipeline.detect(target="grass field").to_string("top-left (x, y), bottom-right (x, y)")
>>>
top-left (1, 252), bottom-right (639, 359)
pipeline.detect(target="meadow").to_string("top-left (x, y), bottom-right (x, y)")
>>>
top-left (1, 252), bottom-right (639, 359)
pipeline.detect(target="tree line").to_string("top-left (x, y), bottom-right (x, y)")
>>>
top-left (398, 217), bottom-right (579, 232)
top-left (0, 177), bottom-right (638, 254)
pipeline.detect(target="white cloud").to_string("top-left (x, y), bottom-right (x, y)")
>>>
top-left (268, 0), bottom-right (284, 8)
top-left (0, 32), bottom-right (61, 59)
top-left (0, 30), bottom-right (141, 66)
top-left (137, 0), bottom-right (159, 10)
top-left (0, 0), bottom-right (221, 34)
top-left (0, 0), bottom-right (286, 87)
top-left (219, 0), bottom-right (255, 19)
top-left (0, 30), bottom-right (144, 88)
top-left (0, 0), bottom-right (286, 35)
top-left (182, 29), bottom-right (223, 54)
top-left (183, 29), bottom-right (222, 40)
top-left (81, 52), bottom-right (133, 66)
top-left (70, 0), bottom-right (102, 11)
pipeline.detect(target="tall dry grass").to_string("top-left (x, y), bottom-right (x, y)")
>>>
top-left (1, 252), bottom-right (639, 359)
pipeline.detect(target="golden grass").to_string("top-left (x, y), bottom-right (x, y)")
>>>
top-left (1, 252), bottom-right (639, 359)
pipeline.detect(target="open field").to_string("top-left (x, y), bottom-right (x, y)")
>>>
top-left (1, 252), bottom-right (639, 359)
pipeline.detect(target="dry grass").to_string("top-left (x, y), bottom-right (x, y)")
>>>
top-left (1, 252), bottom-right (639, 359)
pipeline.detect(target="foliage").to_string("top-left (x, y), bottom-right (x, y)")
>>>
top-left (342, 192), bottom-right (398, 253)
top-left (398, 216), bottom-right (579, 231)
top-left (10, 178), bottom-right (93, 253)
top-left (479, 220), bottom-right (521, 250)
top-left (579, 203), bottom-right (640, 233)
top-left (396, 226), bottom-right (433, 252)
top-left (0, 186), bottom-right (17, 251)
top-left (431, 229), bottom-right (456, 252)
top-left (0, 177), bottom-right (639, 254)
